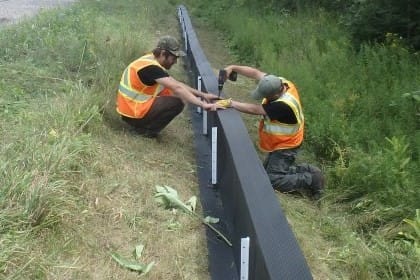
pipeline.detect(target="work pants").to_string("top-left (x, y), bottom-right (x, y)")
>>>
top-left (263, 148), bottom-right (324, 195)
top-left (121, 96), bottom-right (184, 136)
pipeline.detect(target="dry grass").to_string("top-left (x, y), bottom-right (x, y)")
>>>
top-left (60, 60), bottom-right (211, 278)
top-left (43, 105), bottom-right (210, 279)
top-left (0, 0), bottom-right (211, 278)
top-left (189, 16), bottom-right (347, 279)
top-left (6, 1), bottom-right (417, 279)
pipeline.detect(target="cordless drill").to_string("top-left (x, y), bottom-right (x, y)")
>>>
top-left (217, 69), bottom-right (237, 97)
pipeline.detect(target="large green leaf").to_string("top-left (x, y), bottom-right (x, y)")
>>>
top-left (111, 252), bottom-right (154, 274)
top-left (154, 185), bottom-right (232, 246)
top-left (154, 185), bottom-right (194, 214)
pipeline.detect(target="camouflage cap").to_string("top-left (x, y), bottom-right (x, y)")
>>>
top-left (156, 35), bottom-right (186, 57)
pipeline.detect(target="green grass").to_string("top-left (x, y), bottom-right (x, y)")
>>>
top-left (0, 1), bottom-right (209, 279)
top-left (183, 1), bottom-right (420, 279)
top-left (1, 0), bottom-right (419, 279)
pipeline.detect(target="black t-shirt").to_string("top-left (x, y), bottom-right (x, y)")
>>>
top-left (137, 65), bottom-right (169, 86)
top-left (262, 100), bottom-right (297, 124)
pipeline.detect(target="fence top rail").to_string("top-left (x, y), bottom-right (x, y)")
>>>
top-left (178, 4), bottom-right (313, 279)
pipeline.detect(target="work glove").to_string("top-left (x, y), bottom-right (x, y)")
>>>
top-left (215, 98), bottom-right (232, 108)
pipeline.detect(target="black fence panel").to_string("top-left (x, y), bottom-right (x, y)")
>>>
top-left (178, 5), bottom-right (313, 280)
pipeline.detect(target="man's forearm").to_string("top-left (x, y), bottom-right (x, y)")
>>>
top-left (228, 65), bottom-right (265, 80)
top-left (231, 100), bottom-right (266, 115)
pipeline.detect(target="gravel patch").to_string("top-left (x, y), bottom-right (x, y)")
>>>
top-left (0, 0), bottom-right (77, 25)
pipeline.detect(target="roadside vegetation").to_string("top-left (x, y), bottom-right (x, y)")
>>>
top-left (183, 0), bottom-right (420, 279)
top-left (1, 0), bottom-right (419, 279)
top-left (0, 1), bottom-right (209, 279)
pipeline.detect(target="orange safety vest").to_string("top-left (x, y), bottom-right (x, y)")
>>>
top-left (258, 78), bottom-right (305, 152)
top-left (116, 54), bottom-right (172, 118)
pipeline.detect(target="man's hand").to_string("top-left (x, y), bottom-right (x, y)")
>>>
top-left (202, 93), bottom-right (220, 103)
top-left (202, 102), bottom-right (226, 111)
top-left (223, 65), bottom-right (266, 80)
top-left (224, 66), bottom-right (235, 80)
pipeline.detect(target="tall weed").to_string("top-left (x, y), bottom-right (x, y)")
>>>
top-left (0, 1), bottom-right (150, 277)
top-left (1, 0), bottom-right (204, 277)
top-left (182, 1), bottom-right (420, 278)
top-left (183, 0), bottom-right (419, 211)
top-left (328, 136), bottom-right (418, 225)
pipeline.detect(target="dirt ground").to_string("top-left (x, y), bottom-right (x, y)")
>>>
top-left (0, 0), bottom-right (76, 25)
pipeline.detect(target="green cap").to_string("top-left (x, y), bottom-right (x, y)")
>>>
top-left (251, 75), bottom-right (283, 100)
top-left (156, 35), bottom-right (186, 57)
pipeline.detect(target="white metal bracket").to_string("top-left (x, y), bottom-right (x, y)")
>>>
top-left (211, 126), bottom-right (217, 184)
top-left (240, 237), bottom-right (250, 280)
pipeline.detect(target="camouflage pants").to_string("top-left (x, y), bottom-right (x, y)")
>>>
top-left (263, 148), bottom-right (323, 193)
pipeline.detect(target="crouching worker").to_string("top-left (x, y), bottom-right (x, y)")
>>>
top-left (116, 35), bottom-right (222, 138)
top-left (218, 65), bottom-right (325, 199)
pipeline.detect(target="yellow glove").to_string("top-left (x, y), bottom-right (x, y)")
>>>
top-left (215, 98), bottom-right (232, 108)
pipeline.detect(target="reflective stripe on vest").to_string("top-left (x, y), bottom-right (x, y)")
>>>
top-left (116, 54), bottom-right (170, 118)
top-left (118, 55), bottom-right (164, 102)
top-left (262, 122), bottom-right (300, 135)
top-left (118, 66), bottom-right (165, 102)
top-left (261, 92), bottom-right (304, 135)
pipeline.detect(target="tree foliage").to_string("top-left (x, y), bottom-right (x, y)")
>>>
top-left (343, 0), bottom-right (420, 51)
top-left (227, 0), bottom-right (420, 51)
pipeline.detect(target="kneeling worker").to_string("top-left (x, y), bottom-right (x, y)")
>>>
top-left (219, 65), bottom-right (325, 199)
top-left (116, 35), bottom-right (222, 137)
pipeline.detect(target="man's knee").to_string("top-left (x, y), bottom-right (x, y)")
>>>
top-left (270, 165), bottom-right (325, 199)
top-left (172, 98), bottom-right (185, 115)
top-left (296, 164), bottom-right (324, 187)
top-left (310, 168), bottom-right (325, 189)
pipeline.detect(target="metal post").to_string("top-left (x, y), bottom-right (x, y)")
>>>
top-left (184, 31), bottom-right (188, 52)
top-left (211, 126), bottom-right (217, 185)
top-left (240, 237), bottom-right (250, 280)
top-left (178, 8), bottom-right (182, 25)
top-left (197, 76), bottom-right (202, 114)
top-left (203, 109), bottom-right (208, 135)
